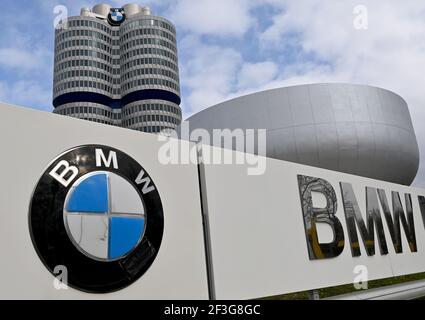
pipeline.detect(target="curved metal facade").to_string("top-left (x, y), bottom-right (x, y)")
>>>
top-left (53, 4), bottom-right (182, 133)
top-left (184, 84), bottom-right (419, 185)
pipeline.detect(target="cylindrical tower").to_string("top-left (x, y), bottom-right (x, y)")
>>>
top-left (120, 13), bottom-right (181, 133)
top-left (53, 15), bottom-right (115, 124)
top-left (52, 3), bottom-right (182, 132)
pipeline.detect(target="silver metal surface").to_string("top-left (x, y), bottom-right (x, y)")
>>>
top-left (340, 183), bottom-right (389, 256)
top-left (298, 175), bottom-right (345, 260)
top-left (183, 84), bottom-right (420, 185)
top-left (377, 189), bottom-right (417, 253)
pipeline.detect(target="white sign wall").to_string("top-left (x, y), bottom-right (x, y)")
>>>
top-left (199, 145), bottom-right (425, 299)
top-left (2, 104), bottom-right (425, 300)
top-left (0, 104), bottom-right (209, 299)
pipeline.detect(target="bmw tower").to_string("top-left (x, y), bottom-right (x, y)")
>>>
top-left (53, 3), bottom-right (182, 133)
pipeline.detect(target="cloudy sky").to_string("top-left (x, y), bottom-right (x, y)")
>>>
top-left (1, 0), bottom-right (425, 185)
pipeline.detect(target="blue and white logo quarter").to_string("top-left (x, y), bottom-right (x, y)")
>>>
top-left (65, 171), bottom-right (146, 261)
top-left (110, 10), bottom-right (124, 22)
top-left (30, 145), bottom-right (164, 293)
top-left (108, 8), bottom-right (126, 26)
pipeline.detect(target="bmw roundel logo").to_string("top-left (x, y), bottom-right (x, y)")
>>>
top-left (108, 8), bottom-right (126, 26)
top-left (29, 145), bottom-right (164, 293)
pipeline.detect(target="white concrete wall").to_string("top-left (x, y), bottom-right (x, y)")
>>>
top-left (199, 144), bottom-right (425, 299)
top-left (0, 104), bottom-right (208, 299)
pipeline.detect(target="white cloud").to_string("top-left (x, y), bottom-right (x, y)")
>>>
top-left (0, 48), bottom-right (51, 71)
top-left (237, 61), bottom-right (278, 90)
top-left (0, 80), bottom-right (52, 111)
top-left (179, 35), bottom-right (243, 113)
top-left (175, 0), bottom-right (425, 186)
top-left (167, 0), bottom-right (255, 37)
top-left (254, 0), bottom-right (425, 186)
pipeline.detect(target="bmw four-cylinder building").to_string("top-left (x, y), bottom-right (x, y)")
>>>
top-left (53, 3), bottom-right (182, 133)
top-left (1, 1), bottom-right (425, 303)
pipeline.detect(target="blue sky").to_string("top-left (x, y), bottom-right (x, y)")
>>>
top-left (1, 0), bottom-right (425, 185)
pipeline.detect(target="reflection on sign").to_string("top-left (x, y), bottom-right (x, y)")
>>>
top-left (298, 175), bottom-right (421, 260)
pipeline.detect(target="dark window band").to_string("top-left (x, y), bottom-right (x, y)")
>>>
top-left (53, 90), bottom-right (181, 109)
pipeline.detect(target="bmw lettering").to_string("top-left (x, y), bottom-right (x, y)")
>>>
top-left (29, 145), bottom-right (164, 293)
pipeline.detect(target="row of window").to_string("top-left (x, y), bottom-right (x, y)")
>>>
top-left (55, 56), bottom-right (177, 76)
top-left (58, 22), bottom-right (176, 47)
top-left (56, 106), bottom-right (115, 118)
top-left (138, 126), bottom-right (176, 133)
top-left (57, 29), bottom-right (111, 45)
top-left (57, 35), bottom-right (177, 55)
top-left (63, 18), bottom-right (176, 37)
top-left (56, 110), bottom-right (179, 127)
top-left (121, 67), bottom-right (179, 83)
top-left (56, 104), bottom-right (180, 118)
top-left (55, 59), bottom-right (113, 74)
top-left (122, 37), bottom-right (176, 53)
top-left (54, 79), bottom-right (112, 94)
top-left (57, 40), bottom-right (177, 65)
top-left (122, 47), bottom-right (177, 64)
top-left (55, 69), bottom-right (112, 84)
top-left (122, 77), bottom-right (179, 93)
top-left (56, 39), bottom-right (112, 55)
top-left (122, 56), bottom-right (178, 73)
top-left (123, 103), bottom-right (181, 116)
top-left (121, 28), bottom-right (175, 44)
top-left (54, 76), bottom-right (180, 95)
top-left (123, 114), bottom-right (180, 126)
top-left (122, 19), bottom-right (175, 34)
top-left (121, 47), bottom-right (178, 63)
top-left (56, 48), bottom-right (113, 64)
top-left (80, 117), bottom-right (112, 125)
top-left (66, 19), bottom-right (111, 35)
top-left (57, 50), bottom-right (178, 76)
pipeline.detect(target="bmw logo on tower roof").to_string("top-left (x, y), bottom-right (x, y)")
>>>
top-left (107, 8), bottom-right (126, 26)
top-left (29, 145), bottom-right (164, 293)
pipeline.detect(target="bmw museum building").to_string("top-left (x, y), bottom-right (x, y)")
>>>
top-left (1, 3), bottom-right (425, 302)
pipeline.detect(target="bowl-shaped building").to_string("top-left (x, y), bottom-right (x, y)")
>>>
top-left (182, 83), bottom-right (419, 185)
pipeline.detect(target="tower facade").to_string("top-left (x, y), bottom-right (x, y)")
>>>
top-left (53, 3), bottom-right (182, 133)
